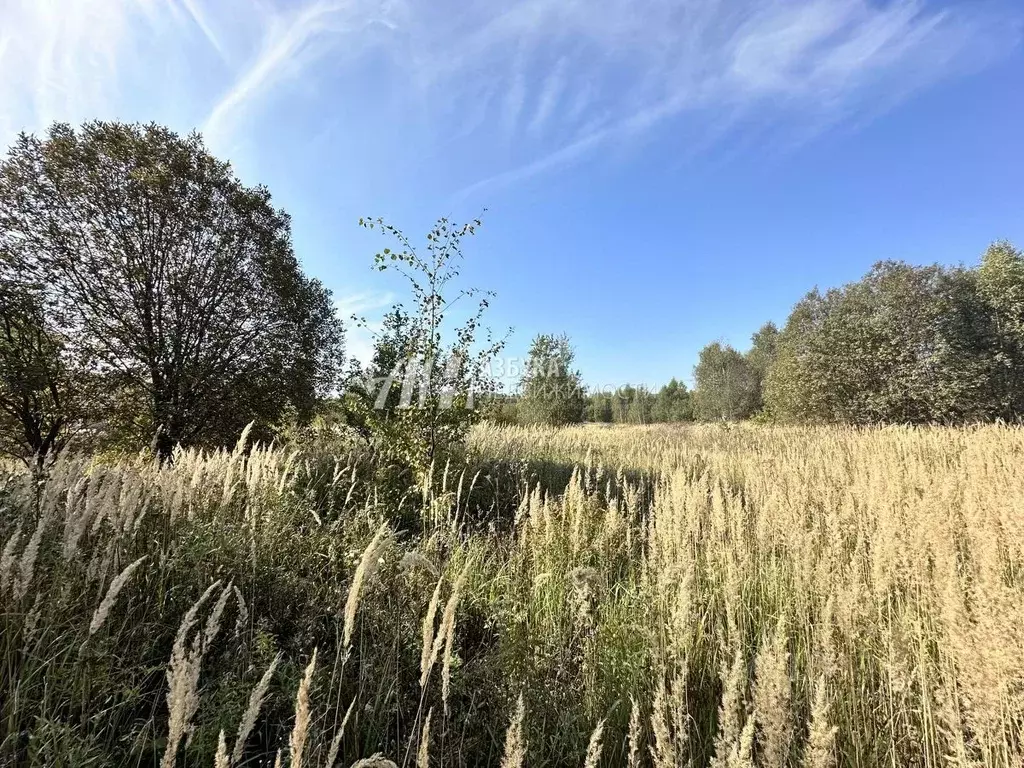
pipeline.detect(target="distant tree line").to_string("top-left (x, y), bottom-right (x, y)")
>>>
top-left (490, 335), bottom-right (694, 426)
top-left (509, 241), bottom-right (1024, 428)
top-left (585, 380), bottom-right (693, 424)
top-left (687, 322), bottom-right (777, 423)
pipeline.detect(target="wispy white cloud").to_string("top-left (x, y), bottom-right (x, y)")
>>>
top-left (202, 1), bottom-right (345, 148)
top-left (527, 56), bottom-right (568, 135)
top-left (177, 0), bottom-right (230, 62)
top-left (0, 0), bottom-right (1019, 199)
top-left (501, 59), bottom-right (528, 138)
top-left (335, 290), bottom-right (396, 318)
top-left (456, 122), bottom-right (613, 202)
top-left (0, 0), bottom-right (236, 147)
top-left (0, 0), bottom-right (148, 143)
top-left (563, 79), bottom-right (597, 129)
top-left (446, 0), bottom-right (1020, 197)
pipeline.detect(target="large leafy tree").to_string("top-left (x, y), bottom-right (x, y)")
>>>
top-left (518, 333), bottom-right (586, 426)
top-left (764, 259), bottom-right (1000, 424)
top-left (692, 342), bottom-right (758, 421)
top-left (0, 122), bottom-right (344, 457)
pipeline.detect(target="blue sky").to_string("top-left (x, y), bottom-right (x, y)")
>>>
top-left (2, 0), bottom-right (1023, 390)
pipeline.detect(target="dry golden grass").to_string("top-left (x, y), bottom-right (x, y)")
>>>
top-left (473, 422), bottom-right (1024, 766)
top-left (1, 423), bottom-right (1022, 766)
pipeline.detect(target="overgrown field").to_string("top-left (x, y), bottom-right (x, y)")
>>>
top-left (1, 424), bottom-right (1022, 767)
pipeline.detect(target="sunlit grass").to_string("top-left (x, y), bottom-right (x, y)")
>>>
top-left (1, 423), bottom-right (1022, 766)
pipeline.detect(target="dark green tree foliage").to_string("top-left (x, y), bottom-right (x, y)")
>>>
top-left (585, 380), bottom-right (692, 424)
top-left (586, 392), bottom-right (614, 423)
top-left (651, 378), bottom-right (693, 422)
top-left (481, 393), bottom-right (521, 425)
top-left (519, 334), bottom-right (586, 426)
top-left (692, 342), bottom-right (758, 421)
top-left (0, 274), bottom-right (85, 462)
top-left (977, 241), bottom-right (1024, 419)
top-left (626, 385), bottom-right (653, 424)
top-left (595, 385), bottom-right (647, 424)
top-left (764, 246), bottom-right (1024, 424)
top-left (0, 122), bottom-right (344, 457)
top-left (745, 321), bottom-right (779, 413)
top-left (615, 384), bottom-right (655, 424)
top-left (339, 307), bottom-right (412, 439)
top-left (612, 391), bottom-right (630, 423)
